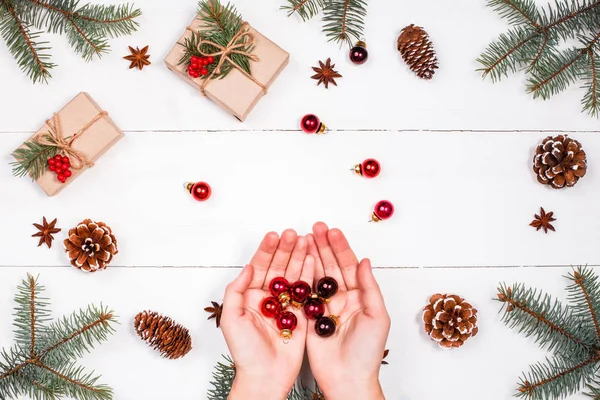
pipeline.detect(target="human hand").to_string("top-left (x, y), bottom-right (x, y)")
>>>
top-left (220, 230), bottom-right (315, 400)
top-left (306, 222), bottom-right (390, 400)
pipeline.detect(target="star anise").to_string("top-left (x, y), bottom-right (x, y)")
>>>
top-left (204, 301), bottom-right (223, 328)
top-left (311, 58), bottom-right (342, 89)
top-left (381, 349), bottom-right (390, 365)
top-left (530, 207), bottom-right (556, 233)
top-left (124, 46), bottom-right (151, 70)
top-left (32, 217), bottom-right (61, 248)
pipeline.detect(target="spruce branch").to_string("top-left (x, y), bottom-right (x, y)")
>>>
top-left (281, 0), bottom-right (324, 21)
top-left (478, 0), bottom-right (600, 116)
top-left (0, 0), bottom-right (140, 82)
top-left (322, 0), bottom-right (367, 47)
top-left (0, 274), bottom-right (117, 400)
top-left (497, 266), bottom-right (600, 399)
top-left (11, 133), bottom-right (61, 180)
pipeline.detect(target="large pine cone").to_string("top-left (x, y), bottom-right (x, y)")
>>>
top-left (134, 311), bottom-right (192, 360)
top-left (397, 24), bottom-right (438, 80)
top-left (63, 219), bottom-right (118, 272)
top-left (422, 294), bottom-right (478, 349)
top-left (533, 135), bottom-right (587, 189)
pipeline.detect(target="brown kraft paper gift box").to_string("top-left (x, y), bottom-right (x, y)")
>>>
top-left (13, 92), bottom-right (124, 197)
top-left (164, 16), bottom-right (289, 122)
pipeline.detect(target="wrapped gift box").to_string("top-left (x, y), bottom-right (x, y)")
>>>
top-left (13, 92), bottom-right (124, 197)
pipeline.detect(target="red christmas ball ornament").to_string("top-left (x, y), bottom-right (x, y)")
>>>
top-left (371, 200), bottom-right (395, 222)
top-left (349, 40), bottom-right (369, 65)
top-left (270, 277), bottom-right (291, 308)
top-left (261, 296), bottom-right (282, 318)
top-left (353, 158), bottom-right (381, 178)
top-left (304, 297), bottom-right (325, 320)
top-left (277, 311), bottom-right (298, 339)
top-left (301, 114), bottom-right (326, 134)
top-left (184, 181), bottom-right (212, 202)
top-left (316, 276), bottom-right (339, 300)
top-left (290, 281), bottom-right (312, 306)
top-left (315, 315), bottom-right (338, 338)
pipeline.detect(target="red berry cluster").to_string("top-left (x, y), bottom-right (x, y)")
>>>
top-left (260, 276), bottom-right (339, 339)
top-left (47, 155), bottom-right (72, 183)
top-left (187, 55), bottom-right (215, 78)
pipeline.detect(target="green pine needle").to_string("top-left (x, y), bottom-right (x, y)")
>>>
top-left (281, 0), bottom-right (325, 21)
top-left (322, 0), bottom-right (367, 48)
top-left (178, 0), bottom-right (252, 79)
top-left (0, 274), bottom-right (117, 400)
top-left (477, 0), bottom-right (600, 116)
top-left (496, 266), bottom-right (600, 399)
top-left (10, 134), bottom-right (60, 180)
top-left (0, 0), bottom-right (140, 83)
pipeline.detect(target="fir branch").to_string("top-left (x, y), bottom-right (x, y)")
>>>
top-left (36, 361), bottom-right (112, 400)
top-left (582, 50), bottom-right (600, 116)
top-left (517, 355), bottom-right (600, 399)
top-left (281, 0), bottom-right (324, 21)
top-left (487, 0), bottom-right (541, 28)
top-left (322, 0), bottom-right (367, 47)
top-left (0, 0), bottom-right (53, 83)
top-left (12, 274), bottom-right (51, 357)
top-left (568, 267), bottom-right (600, 342)
top-left (497, 283), bottom-right (596, 357)
top-left (10, 133), bottom-right (60, 180)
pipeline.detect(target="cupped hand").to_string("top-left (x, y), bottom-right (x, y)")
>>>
top-left (220, 229), bottom-right (315, 400)
top-left (306, 222), bottom-right (390, 400)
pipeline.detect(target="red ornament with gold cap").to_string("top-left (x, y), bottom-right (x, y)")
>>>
top-left (184, 181), bottom-right (212, 201)
top-left (277, 311), bottom-right (298, 339)
top-left (371, 200), bottom-right (394, 222)
top-left (301, 114), bottom-right (326, 134)
top-left (349, 40), bottom-right (369, 65)
top-left (353, 158), bottom-right (381, 178)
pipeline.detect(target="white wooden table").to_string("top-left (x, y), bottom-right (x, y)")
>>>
top-left (1, 0), bottom-right (599, 399)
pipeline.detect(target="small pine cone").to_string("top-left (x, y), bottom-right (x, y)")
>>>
top-left (63, 219), bottom-right (118, 272)
top-left (134, 311), bottom-right (192, 360)
top-left (397, 24), bottom-right (438, 80)
top-left (533, 135), bottom-right (587, 189)
top-left (422, 294), bottom-right (478, 349)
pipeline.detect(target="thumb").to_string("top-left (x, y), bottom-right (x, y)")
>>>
top-left (223, 264), bottom-right (253, 319)
top-left (357, 258), bottom-right (387, 317)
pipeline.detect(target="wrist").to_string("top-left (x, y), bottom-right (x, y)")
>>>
top-left (228, 374), bottom-right (289, 400)
top-left (321, 379), bottom-right (384, 400)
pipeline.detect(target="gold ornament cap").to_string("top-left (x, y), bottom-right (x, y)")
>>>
top-left (280, 329), bottom-right (293, 340)
top-left (184, 182), bottom-right (195, 193)
top-left (329, 315), bottom-right (340, 326)
top-left (316, 123), bottom-right (327, 134)
top-left (353, 164), bottom-right (363, 176)
top-left (278, 292), bottom-right (291, 308)
top-left (356, 40), bottom-right (367, 48)
top-left (371, 212), bottom-right (382, 223)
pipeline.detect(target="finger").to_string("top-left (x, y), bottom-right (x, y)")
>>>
top-left (312, 222), bottom-right (346, 291)
top-left (357, 258), bottom-right (387, 317)
top-left (328, 228), bottom-right (359, 290)
top-left (307, 234), bottom-right (325, 284)
top-left (222, 265), bottom-right (253, 321)
top-left (249, 232), bottom-right (280, 289)
top-left (264, 229), bottom-right (298, 288)
top-left (284, 236), bottom-right (307, 283)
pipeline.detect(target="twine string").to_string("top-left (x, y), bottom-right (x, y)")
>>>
top-left (34, 111), bottom-right (107, 170)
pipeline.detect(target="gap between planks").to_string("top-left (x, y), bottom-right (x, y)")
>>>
top-left (2, 129), bottom-right (600, 134)
top-left (0, 265), bottom-right (598, 269)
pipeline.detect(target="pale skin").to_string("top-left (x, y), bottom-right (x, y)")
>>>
top-left (221, 222), bottom-right (390, 400)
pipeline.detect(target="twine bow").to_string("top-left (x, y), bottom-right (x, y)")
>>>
top-left (187, 22), bottom-right (267, 95)
top-left (34, 111), bottom-right (107, 170)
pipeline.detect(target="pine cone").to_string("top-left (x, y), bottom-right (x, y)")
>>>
top-left (63, 219), bottom-right (118, 272)
top-left (422, 294), bottom-right (478, 349)
top-left (397, 24), bottom-right (438, 80)
top-left (134, 311), bottom-right (192, 360)
top-left (533, 135), bottom-right (587, 189)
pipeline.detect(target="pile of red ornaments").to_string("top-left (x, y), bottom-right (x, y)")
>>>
top-left (261, 276), bottom-right (339, 340)
top-left (47, 154), bottom-right (72, 183)
top-left (187, 55), bottom-right (215, 78)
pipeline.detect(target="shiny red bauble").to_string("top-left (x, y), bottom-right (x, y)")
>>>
top-left (372, 200), bottom-right (395, 222)
top-left (269, 277), bottom-right (290, 297)
top-left (304, 297), bottom-right (325, 320)
top-left (185, 181), bottom-right (212, 201)
top-left (277, 311), bottom-right (298, 339)
top-left (301, 114), bottom-right (326, 134)
top-left (354, 158), bottom-right (381, 178)
top-left (260, 296), bottom-right (282, 318)
top-left (315, 316), bottom-right (337, 337)
top-left (290, 281), bottom-right (312, 304)
top-left (316, 276), bottom-right (338, 299)
top-left (349, 41), bottom-right (369, 65)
